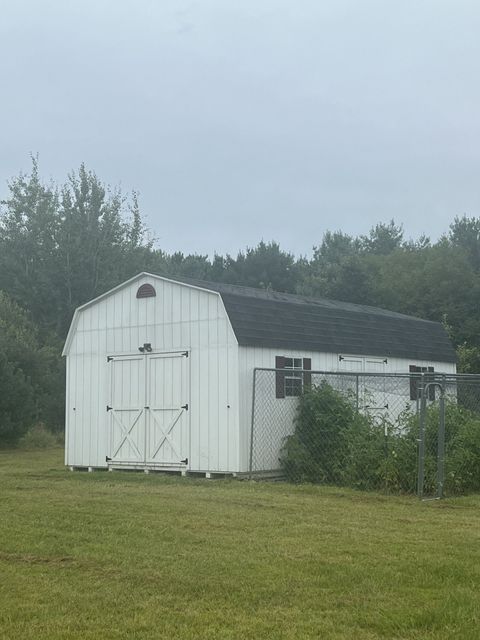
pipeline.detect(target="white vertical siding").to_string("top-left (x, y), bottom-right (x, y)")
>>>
top-left (65, 276), bottom-right (239, 471)
top-left (64, 355), bottom-right (72, 466)
top-left (238, 346), bottom-right (457, 473)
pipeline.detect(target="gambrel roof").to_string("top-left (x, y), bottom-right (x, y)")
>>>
top-left (63, 273), bottom-right (456, 362)
top-left (169, 276), bottom-right (457, 363)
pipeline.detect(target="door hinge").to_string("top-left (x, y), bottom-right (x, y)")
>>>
top-left (106, 456), bottom-right (112, 462)
top-left (338, 355), bottom-right (344, 361)
top-left (383, 358), bottom-right (388, 364)
top-left (181, 403), bottom-right (189, 411)
top-left (106, 405), bottom-right (113, 412)
top-left (180, 458), bottom-right (188, 465)
top-left (182, 351), bottom-right (189, 357)
top-left (107, 356), bottom-right (113, 362)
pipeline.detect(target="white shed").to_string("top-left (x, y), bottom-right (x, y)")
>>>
top-left (63, 273), bottom-right (457, 474)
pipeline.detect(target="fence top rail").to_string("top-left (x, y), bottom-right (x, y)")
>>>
top-left (253, 367), bottom-right (480, 381)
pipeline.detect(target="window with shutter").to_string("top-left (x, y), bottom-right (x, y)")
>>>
top-left (409, 365), bottom-right (420, 400)
top-left (275, 356), bottom-right (312, 398)
top-left (284, 358), bottom-right (303, 396)
top-left (409, 365), bottom-right (435, 401)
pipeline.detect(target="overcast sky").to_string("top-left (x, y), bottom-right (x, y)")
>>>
top-left (1, 1), bottom-right (479, 256)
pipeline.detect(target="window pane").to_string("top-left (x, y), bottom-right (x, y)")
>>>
top-left (285, 377), bottom-right (302, 397)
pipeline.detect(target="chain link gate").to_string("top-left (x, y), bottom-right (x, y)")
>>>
top-left (249, 368), bottom-right (480, 498)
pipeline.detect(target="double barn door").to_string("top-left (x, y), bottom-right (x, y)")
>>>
top-left (108, 351), bottom-right (189, 468)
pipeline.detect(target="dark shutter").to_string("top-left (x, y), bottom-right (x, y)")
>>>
top-left (303, 357), bottom-right (312, 389)
top-left (409, 365), bottom-right (420, 400)
top-left (410, 365), bottom-right (435, 401)
top-left (427, 366), bottom-right (435, 401)
top-left (275, 356), bottom-right (285, 399)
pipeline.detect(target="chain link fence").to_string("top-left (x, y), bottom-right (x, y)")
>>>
top-left (249, 369), bottom-right (480, 498)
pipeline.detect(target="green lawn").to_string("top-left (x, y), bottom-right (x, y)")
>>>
top-left (0, 450), bottom-right (479, 639)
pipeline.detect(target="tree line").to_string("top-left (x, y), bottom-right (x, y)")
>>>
top-left (1, 158), bottom-right (479, 444)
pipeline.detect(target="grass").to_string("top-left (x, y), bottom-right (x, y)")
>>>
top-left (0, 450), bottom-right (480, 639)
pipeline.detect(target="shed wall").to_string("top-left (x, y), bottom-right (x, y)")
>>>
top-left (238, 346), bottom-right (456, 473)
top-left (65, 276), bottom-right (239, 471)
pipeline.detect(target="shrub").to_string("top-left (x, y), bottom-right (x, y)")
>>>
top-left (18, 423), bottom-right (58, 449)
top-left (397, 401), bottom-right (480, 495)
top-left (280, 382), bottom-right (385, 487)
top-left (279, 384), bottom-right (480, 495)
top-left (0, 351), bottom-right (35, 446)
top-left (0, 292), bottom-right (65, 446)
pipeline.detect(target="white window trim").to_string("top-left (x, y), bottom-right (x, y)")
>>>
top-left (284, 357), bottom-right (304, 397)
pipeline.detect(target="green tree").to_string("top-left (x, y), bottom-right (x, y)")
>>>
top-left (313, 230), bottom-right (360, 265)
top-left (360, 219), bottom-right (404, 255)
top-left (0, 159), bottom-right (154, 336)
top-left (448, 215), bottom-right (480, 272)
top-left (457, 344), bottom-right (480, 374)
top-left (222, 241), bottom-right (299, 292)
top-left (0, 292), bottom-right (52, 445)
top-left (0, 156), bottom-right (60, 330)
top-left (373, 243), bottom-right (480, 346)
top-left (56, 164), bottom-right (140, 332)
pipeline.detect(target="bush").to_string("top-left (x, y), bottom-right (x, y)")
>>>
top-left (280, 382), bottom-right (386, 487)
top-left (0, 351), bottom-right (36, 446)
top-left (280, 383), bottom-right (480, 495)
top-left (18, 423), bottom-right (59, 449)
top-left (398, 401), bottom-right (480, 495)
top-left (0, 292), bottom-right (65, 446)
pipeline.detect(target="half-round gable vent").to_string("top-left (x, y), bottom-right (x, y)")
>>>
top-left (136, 283), bottom-right (156, 299)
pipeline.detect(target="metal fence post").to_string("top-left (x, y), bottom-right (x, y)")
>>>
top-left (417, 373), bottom-right (426, 499)
top-left (355, 373), bottom-right (359, 413)
top-left (248, 368), bottom-right (257, 479)
top-left (437, 381), bottom-right (446, 499)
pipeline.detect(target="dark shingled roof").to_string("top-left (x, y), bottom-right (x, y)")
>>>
top-left (167, 276), bottom-right (457, 363)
